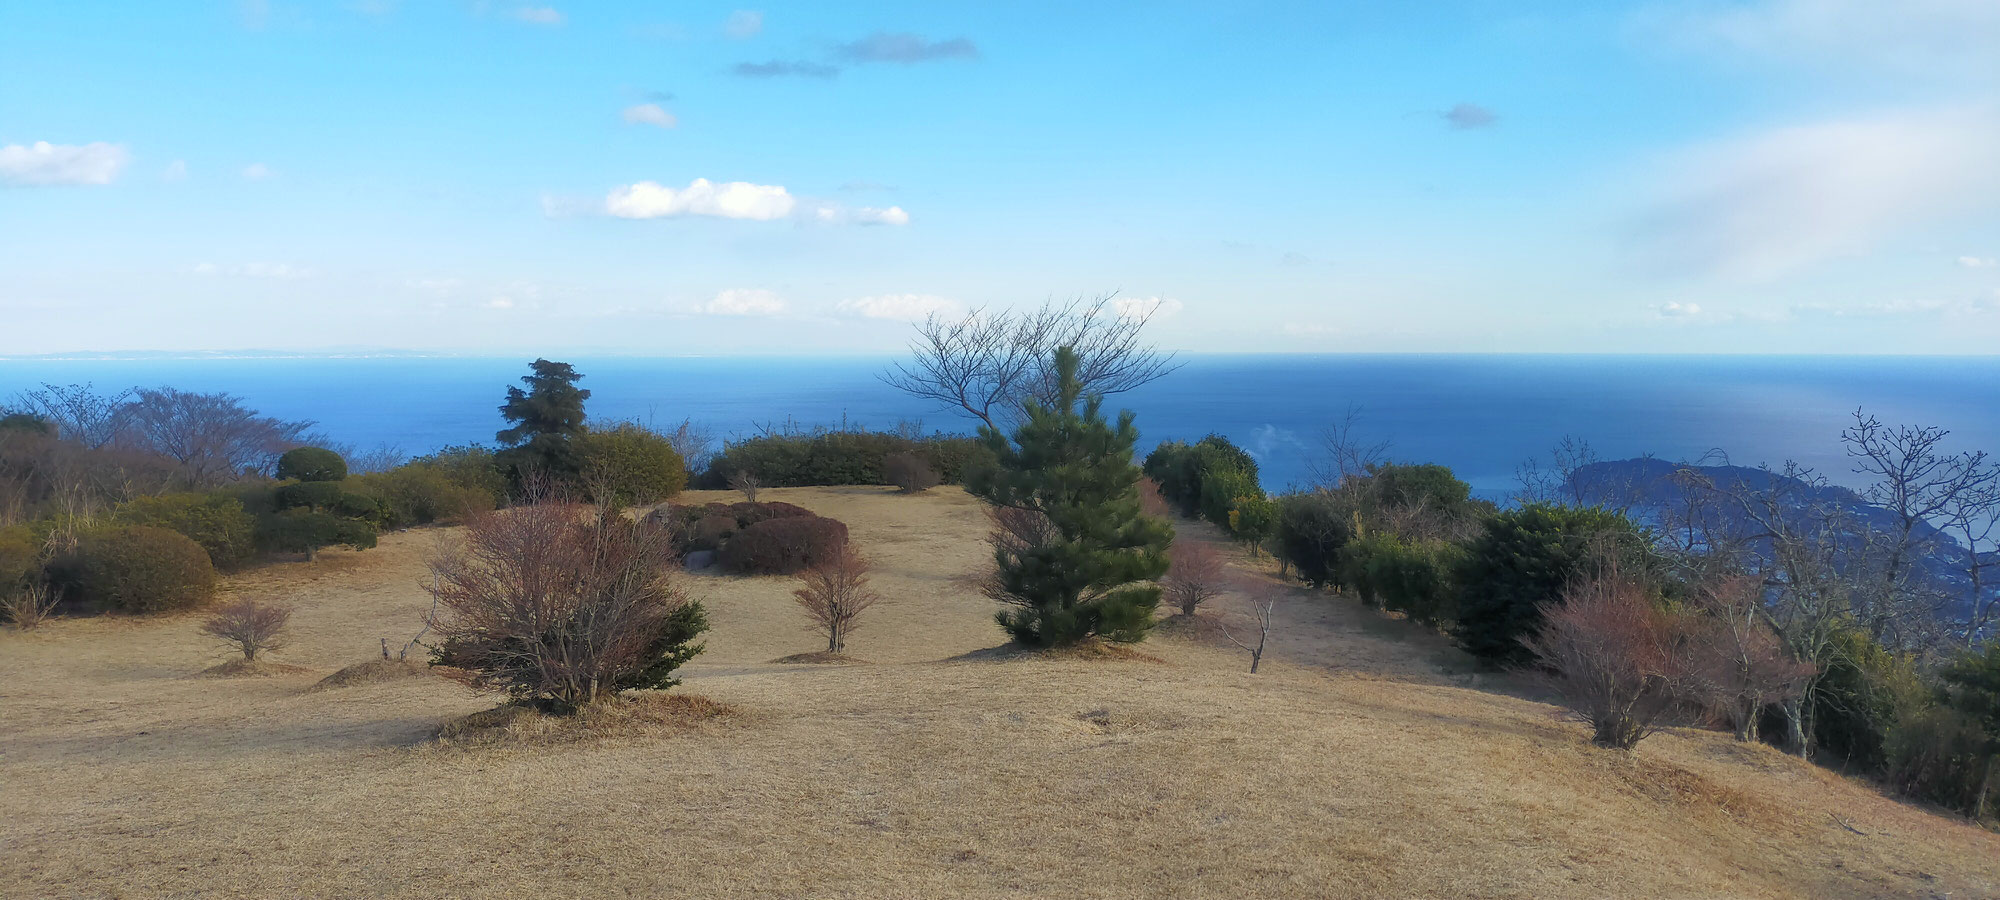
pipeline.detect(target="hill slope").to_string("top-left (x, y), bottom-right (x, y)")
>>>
top-left (1, 487), bottom-right (1994, 898)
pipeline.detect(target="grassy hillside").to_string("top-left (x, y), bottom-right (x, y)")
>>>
top-left (2, 486), bottom-right (1994, 898)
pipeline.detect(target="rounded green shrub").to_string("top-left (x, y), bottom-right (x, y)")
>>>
top-left (112, 493), bottom-right (258, 570)
top-left (579, 423), bottom-right (689, 505)
top-left (276, 447), bottom-right (348, 482)
top-left (51, 526), bottom-right (216, 614)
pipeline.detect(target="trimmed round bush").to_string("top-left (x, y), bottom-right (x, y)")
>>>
top-left (52, 526), bottom-right (216, 614)
top-left (718, 516), bottom-right (849, 575)
top-left (112, 492), bottom-right (258, 570)
top-left (726, 500), bottom-right (813, 527)
top-left (578, 423), bottom-right (689, 505)
top-left (884, 451), bottom-right (941, 493)
top-left (276, 447), bottom-right (348, 482)
top-left (691, 514), bottom-right (737, 551)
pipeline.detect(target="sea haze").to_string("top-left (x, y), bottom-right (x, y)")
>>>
top-left (2, 354), bottom-right (1995, 499)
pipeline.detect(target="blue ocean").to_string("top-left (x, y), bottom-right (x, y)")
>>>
top-left (3, 355), bottom-right (1996, 500)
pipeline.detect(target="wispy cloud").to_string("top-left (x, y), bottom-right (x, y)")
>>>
top-left (513, 6), bottom-right (563, 26)
top-left (621, 103), bottom-right (677, 128)
top-left (1958, 255), bottom-right (1997, 268)
top-left (731, 60), bottom-right (839, 79)
top-left (703, 288), bottom-right (786, 316)
top-left (1624, 105), bottom-right (2000, 279)
top-left (1443, 103), bottom-right (1498, 129)
top-left (161, 160), bottom-right (188, 182)
top-left (241, 162), bottom-right (274, 180)
top-left (723, 10), bottom-right (762, 39)
top-left (1109, 296), bottom-right (1184, 320)
top-left (0, 142), bottom-right (131, 187)
top-left (193, 262), bottom-right (316, 280)
top-left (836, 294), bottom-right (961, 321)
top-left (835, 32), bottom-right (979, 64)
top-left (1640, 0), bottom-right (2000, 79)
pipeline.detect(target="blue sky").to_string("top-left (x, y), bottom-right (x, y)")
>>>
top-left (2, 0), bottom-right (1997, 356)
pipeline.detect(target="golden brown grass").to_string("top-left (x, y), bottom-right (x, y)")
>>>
top-left (197, 657), bottom-right (314, 678)
top-left (311, 657), bottom-right (432, 691)
top-left (771, 650), bottom-right (868, 664)
top-left (429, 693), bottom-right (735, 750)
top-left (1, 486), bottom-right (1995, 899)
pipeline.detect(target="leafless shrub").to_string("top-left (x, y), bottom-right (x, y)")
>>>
top-left (12, 382), bottom-right (130, 449)
top-left (1164, 540), bottom-right (1227, 617)
top-left (1309, 405), bottom-right (1390, 490)
top-left (116, 387), bottom-right (317, 486)
top-left (1526, 571), bottom-right (1690, 749)
top-left (199, 599), bottom-right (293, 660)
top-left (729, 469), bottom-right (761, 502)
top-left (792, 545), bottom-right (880, 653)
top-left (427, 501), bottom-right (707, 710)
top-left (1686, 576), bottom-right (1817, 742)
top-left (1221, 580), bottom-right (1278, 673)
top-left (664, 418), bottom-right (717, 474)
top-left (883, 451), bottom-right (940, 493)
top-left (1, 583), bottom-right (60, 630)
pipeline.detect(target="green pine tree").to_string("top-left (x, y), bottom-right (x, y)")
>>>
top-left (497, 359), bottom-right (591, 486)
top-left (966, 347), bottom-right (1173, 646)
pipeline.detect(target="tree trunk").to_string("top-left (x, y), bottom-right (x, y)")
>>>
top-left (1977, 754), bottom-right (1996, 822)
top-left (1779, 697), bottom-right (1808, 756)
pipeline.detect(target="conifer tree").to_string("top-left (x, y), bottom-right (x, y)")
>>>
top-left (967, 347), bottom-right (1173, 645)
top-left (496, 359), bottom-right (590, 486)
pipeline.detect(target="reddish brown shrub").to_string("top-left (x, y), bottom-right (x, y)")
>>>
top-left (691, 514), bottom-right (737, 551)
top-left (428, 502), bottom-right (708, 710)
top-left (1164, 539), bottom-right (1227, 616)
top-left (726, 501), bottom-right (813, 527)
top-left (1686, 576), bottom-right (1816, 742)
top-left (718, 515), bottom-right (849, 575)
top-left (1525, 572), bottom-right (1690, 750)
top-left (884, 451), bottom-right (941, 493)
top-left (792, 545), bottom-right (880, 653)
top-left (199, 598), bottom-right (293, 660)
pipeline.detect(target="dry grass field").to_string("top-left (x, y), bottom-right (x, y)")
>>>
top-left (2, 486), bottom-right (1996, 899)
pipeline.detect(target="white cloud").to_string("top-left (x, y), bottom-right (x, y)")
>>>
top-left (703, 288), bottom-right (786, 316)
top-left (1627, 106), bottom-right (2000, 279)
top-left (484, 297), bottom-right (516, 310)
top-left (514, 6), bottom-right (563, 26)
top-left (1959, 255), bottom-right (1997, 268)
top-left (0, 141), bottom-right (131, 186)
top-left (241, 162), bottom-right (273, 180)
top-left (1642, 0), bottom-right (2000, 78)
top-left (723, 10), bottom-right (762, 39)
top-left (1109, 296), bottom-right (1185, 320)
top-left (621, 103), bottom-right (677, 128)
top-left (605, 178), bottom-right (795, 221)
top-left (193, 262), bottom-right (315, 280)
top-left (851, 205), bottom-right (909, 226)
top-left (162, 160), bottom-right (188, 182)
top-left (836, 293), bottom-right (962, 321)
top-left (1655, 301), bottom-right (1704, 318)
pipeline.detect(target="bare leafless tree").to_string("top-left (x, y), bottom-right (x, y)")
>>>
top-left (729, 469), bottom-right (761, 502)
top-left (1840, 409), bottom-right (1995, 646)
top-left (882, 294), bottom-right (1179, 430)
top-left (1686, 576), bottom-right (1817, 742)
top-left (1940, 477), bottom-right (2000, 643)
top-left (1164, 540), bottom-right (1228, 617)
top-left (1714, 460), bottom-right (1863, 755)
top-left (664, 418), bottom-right (717, 475)
top-left (199, 599), bottom-right (293, 660)
top-left (1220, 580), bottom-right (1278, 673)
top-left (12, 383), bottom-right (131, 449)
top-left (1309, 405), bottom-right (1390, 489)
top-left (792, 545), bottom-right (880, 654)
top-left (116, 387), bottom-right (316, 486)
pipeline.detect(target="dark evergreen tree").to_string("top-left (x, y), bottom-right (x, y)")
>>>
top-left (276, 446), bottom-right (348, 482)
top-left (496, 359), bottom-right (591, 486)
top-left (1451, 502), bottom-right (1651, 665)
top-left (966, 347), bottom-right (1173, 646)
